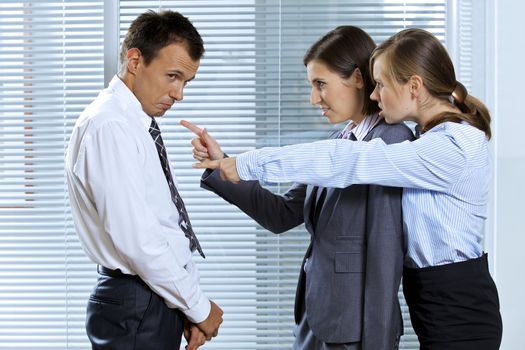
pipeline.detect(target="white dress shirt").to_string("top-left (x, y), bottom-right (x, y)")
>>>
top-left (236, 122), bottom-right (490, 268)
top-left (65, 75), bottom-right (210, 323)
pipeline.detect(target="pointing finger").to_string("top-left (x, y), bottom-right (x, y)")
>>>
top-left (180, 120), bottom-right (203, 136)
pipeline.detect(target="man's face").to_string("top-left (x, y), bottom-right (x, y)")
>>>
top-left (132, 42), bottom-right (200, 117)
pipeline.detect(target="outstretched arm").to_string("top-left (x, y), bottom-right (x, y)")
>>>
top-left (194, 130), bottom-right (466, 192)
top-left (201, 166), bottom-right (306, 234)
top-left (181, 120), bottom-right (305, 233)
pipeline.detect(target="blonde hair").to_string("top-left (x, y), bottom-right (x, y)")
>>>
top-left (370, 28), bottom-right (491, 139)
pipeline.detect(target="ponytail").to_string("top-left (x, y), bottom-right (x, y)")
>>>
top-left (424, 81), bottom-right (492, 139)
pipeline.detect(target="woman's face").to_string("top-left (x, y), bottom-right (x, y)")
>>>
top-left (370, 55), bottom-right (414, 124)
top-left (306, 60), bottom-right (365, 124)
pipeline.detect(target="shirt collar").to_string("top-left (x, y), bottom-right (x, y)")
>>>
top-left (342, 113), bottom-right (383, 141)
top-left (108, 75), bottom-right (154, 130)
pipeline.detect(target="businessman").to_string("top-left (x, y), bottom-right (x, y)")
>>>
top-left (65, 10), bottom-right (222, 350)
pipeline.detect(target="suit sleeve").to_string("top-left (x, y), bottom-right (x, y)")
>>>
top-left (361, 123), bottom-right (414, 349)
top-left (201, 165), bottom-right (305, 234)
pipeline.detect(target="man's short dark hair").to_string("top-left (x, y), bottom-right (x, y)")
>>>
top-left (120, 10), bottom-right (204, 65)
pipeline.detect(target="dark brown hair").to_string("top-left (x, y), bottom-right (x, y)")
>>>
top-left (303, 26), bottom-right (379, 116)
top-left (370, 28), bottom-right (491, 139)
top-left (120, 10), bottom-right (204, 66)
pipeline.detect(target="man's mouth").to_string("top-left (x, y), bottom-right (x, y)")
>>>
top-left (160, 103), bottom-right (173, 110)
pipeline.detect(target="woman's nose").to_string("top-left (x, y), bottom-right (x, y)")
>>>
top-left (310, 89), bottom-right (321, 105)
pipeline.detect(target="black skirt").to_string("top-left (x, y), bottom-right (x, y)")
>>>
top-left (403, 253), bottom-right (502, 350)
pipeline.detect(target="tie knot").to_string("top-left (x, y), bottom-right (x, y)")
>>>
top-left (149, 118), bottom-right (161, 138)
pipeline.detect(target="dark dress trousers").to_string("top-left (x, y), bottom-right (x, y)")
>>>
top-left (86, 267), bottom-right (185, 350)
top-left (201, 120), bottom-right (414, 348)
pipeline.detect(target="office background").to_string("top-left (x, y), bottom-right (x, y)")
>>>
top-left (0, 0), bottom-right (523, 349)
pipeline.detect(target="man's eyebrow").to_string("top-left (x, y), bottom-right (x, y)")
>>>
top-left (167, 69), bottom-right (196, 82)
top-left (167, 69), bottom-right (183, 75)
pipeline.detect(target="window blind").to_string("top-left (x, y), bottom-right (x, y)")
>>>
top-left (456, 0), bottom-right (487, 97)
top-left (0, 1), bottom-right (476, 349)
top-left (0, 1), bottom-right (105, 349)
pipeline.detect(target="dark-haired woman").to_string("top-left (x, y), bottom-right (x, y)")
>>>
top-left (184, 26), bottom-right (414, 350)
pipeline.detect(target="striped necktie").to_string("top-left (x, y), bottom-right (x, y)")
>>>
top-left (148, 118), bottom-right (205, 258)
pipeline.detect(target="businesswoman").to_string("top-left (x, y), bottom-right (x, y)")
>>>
top-left (184, 26), bottom-right (413, 349)
top-left (201, 28), bottom-right (503, 350)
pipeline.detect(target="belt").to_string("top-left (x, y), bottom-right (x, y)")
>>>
top-left (97, 265), bottom-right (136, 278)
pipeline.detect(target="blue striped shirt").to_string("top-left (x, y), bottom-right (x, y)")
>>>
top-left (237, 122), bottom-right (491, 268)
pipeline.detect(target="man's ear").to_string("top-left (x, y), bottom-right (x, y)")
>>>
top-left (125, 48), bottom-right (142, 74)
top-left (349, 68), bottom-right (364, 89)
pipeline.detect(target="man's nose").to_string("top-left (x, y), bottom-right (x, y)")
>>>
top-left (169, 82), bottom-right (184, 101)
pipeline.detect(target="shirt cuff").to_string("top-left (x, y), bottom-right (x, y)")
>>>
top-left (236, 150), bottom-right (259, 180)
top-left (182, 294), bottom-right (211, 324)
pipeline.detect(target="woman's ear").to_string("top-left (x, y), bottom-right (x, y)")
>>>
top-left (408, 74), bottom-right (423, 98)
top-left (349, 67), bottom-right (364, 89)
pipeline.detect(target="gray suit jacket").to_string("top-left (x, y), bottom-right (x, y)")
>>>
top-left (201, 120), bottom-right (414, 348)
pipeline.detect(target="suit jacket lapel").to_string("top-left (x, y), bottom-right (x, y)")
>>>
top-left (304, 185), bottom-right (318, 232)
top-left (304, 129), bottom-right (343, 231)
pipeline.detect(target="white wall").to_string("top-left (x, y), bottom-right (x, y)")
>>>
top-left (489, 0), bottom-right (525, 348)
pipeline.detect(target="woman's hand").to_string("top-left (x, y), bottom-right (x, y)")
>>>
top-left (180, 120), bottom-right (225, 161)
top-left (192, 157), bottom-right (240, 184)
